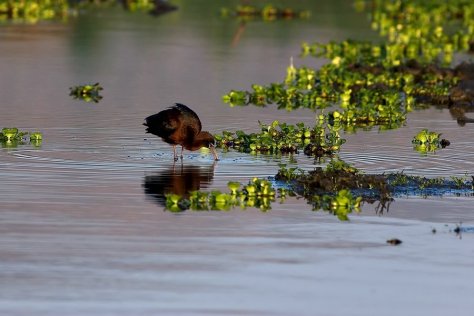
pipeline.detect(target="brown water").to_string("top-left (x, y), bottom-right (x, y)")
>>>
top-left (1, 2), bottom-right (474, 315)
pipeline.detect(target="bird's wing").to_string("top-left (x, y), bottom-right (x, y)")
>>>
top-left (173, 103), bottom-right (202, 133)
top-left (144, 109), bottom-right (181, 137)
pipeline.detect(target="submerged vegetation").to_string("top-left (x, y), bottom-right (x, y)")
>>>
top-left (69, 83), bottom-right (103, 103)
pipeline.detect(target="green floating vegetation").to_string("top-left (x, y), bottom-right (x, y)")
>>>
top-left (120, 0), bottom-right (154, 12)
top-left (69, 83), bottom-right (103, 103)
top-left (29, 131), bottom-right (43, 140)
top-left (214, 120), bottom-right (346, 158)
top-left (221, 4), bottom-right (310, 21)
top-left (354, 0), bottom-right (474, 63)
top-left (116, 0), bottom-right (176, 14)
top-left (387, 172), bottom-right (473, 192)
top-left (163, 159), bottom-right (473, 220)
top-left (0, 0), bottom-right (175, 24)
top-left (1, 127), bottom-right (22, 141)
top-left (0, 0), bottom-right (70, 24)
top-left (223, 58), bottom-right (412, 131)
top-left (165, 175), bottom-right (362, 221)
top-left (1, 127), bottom-right (42, 148)
top-left (412, 129), bottom-right (450, 154)
top-left (277, 159), bottom-right (473, 217)
top-left (276, 159), bottom-right (393, 215)
top-left (222, 0), bottom-right (474, 131)
top-left (74, 0), bottom-right (177, 16)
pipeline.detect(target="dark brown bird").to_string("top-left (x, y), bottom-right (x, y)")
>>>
top-left (144, 103), bottom-right (219, 161)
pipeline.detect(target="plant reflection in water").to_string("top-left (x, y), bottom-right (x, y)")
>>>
top-left (143, 162), bottom-right (216, 207)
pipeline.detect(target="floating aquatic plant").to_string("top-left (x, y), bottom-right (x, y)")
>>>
top-left (121, 0), bottom-right (155, 12)
top-left (276, 159), bottom-right (391, 199)
top-left (1, 127), bottom-right (30, 142)
top-left (223, 60), bottom-right (412, 130)
top-left (215, 120), bottom-right (346, 158)
top-left (0, 0), bottom-right (70, 24)
top-left (163, 157), bottom-right (473, 219)
top-left (223, 0), bottom-right (474, 132)
top-left (69, 83), bottom-right (103, 103)
top-left (386, 172), bottom-right (473, 194)
top-left (412, 129), bottom-right (450, 154)
top-left (1, 128), bottom-right (42, 147)
top-left (354, 0), bottom-right (474, 63)
top-left (29, 132), bottom-right (43, 141)
top-left (1, 128), bottom-right (19, 141)
top-left (275, 164), bottom-right (303, 181)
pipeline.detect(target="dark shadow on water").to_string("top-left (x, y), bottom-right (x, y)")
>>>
top-left (143, 162), bottom-right (215, 207)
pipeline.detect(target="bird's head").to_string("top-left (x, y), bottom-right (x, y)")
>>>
top-left (193, 131), bottom-right (219, 161)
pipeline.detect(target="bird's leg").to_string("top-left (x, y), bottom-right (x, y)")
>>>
top-left (173, 145), bottom-right (178, 161)
top-left (210, 144), bottom-right (219, 161)
top-left (180, 145), bottom-right (184, 159)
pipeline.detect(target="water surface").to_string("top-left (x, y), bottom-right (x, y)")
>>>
top-left (1, 2), bottom-right (474, 315)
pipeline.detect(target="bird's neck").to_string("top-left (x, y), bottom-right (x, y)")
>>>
top-left (184, 132), bottom-right (211, 151)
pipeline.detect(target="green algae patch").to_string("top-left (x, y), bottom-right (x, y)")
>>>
top-left (69, 83), bottom-right (103, 103)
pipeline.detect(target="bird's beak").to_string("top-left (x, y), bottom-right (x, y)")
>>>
top-left (209, 144), bottom-right (219, 161)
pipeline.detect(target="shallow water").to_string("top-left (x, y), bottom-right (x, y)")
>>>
top-left (1, 1), bottom-right (474, 315)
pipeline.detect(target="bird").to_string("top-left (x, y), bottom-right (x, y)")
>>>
top-left (144, 103), bottom-right (219, 161)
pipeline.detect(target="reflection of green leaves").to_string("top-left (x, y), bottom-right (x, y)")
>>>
top-left (165, 178), bottom-right (277, 212)
top-left (312, 189), bottom-right (362, 221)
top-left (69, 83), bottom-right (103, 103)
top-left (227, 182), bottom-right (241, 195)
top-left (165, 159), bottom-right (473, 220)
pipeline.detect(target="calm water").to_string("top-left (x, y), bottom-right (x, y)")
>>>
top-left (1, 2), bottom-right (474, 315)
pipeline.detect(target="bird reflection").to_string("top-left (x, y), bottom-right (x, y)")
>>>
top-left (143, 162), bottom-right (216, 207)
